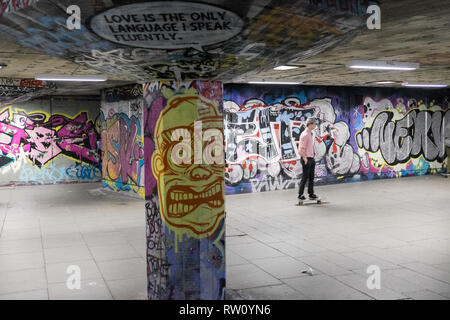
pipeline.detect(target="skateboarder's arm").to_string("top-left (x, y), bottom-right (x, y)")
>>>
top-left (300, 150), bottom-right (308, 164)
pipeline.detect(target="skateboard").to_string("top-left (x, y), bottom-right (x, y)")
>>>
top-left (297, 197), bottom-right (325, 206)
top-left (441, 173), bottom-right (450, 178)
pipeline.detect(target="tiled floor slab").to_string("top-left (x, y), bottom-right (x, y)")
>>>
top-left (0, 176), bottom-right (448, 300)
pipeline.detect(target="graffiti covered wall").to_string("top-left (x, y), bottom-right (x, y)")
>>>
top-left (100, 84), bottom-right (145, 198)
top-left (144, 80), bottom-right (225, 299)
top-left (223, 84), bottom-right (450, 194)
top-left (0, 97), bottom-right (101, 186)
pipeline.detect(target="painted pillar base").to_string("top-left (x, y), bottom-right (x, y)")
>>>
top-left (143, 80), bottom-right (225, 300)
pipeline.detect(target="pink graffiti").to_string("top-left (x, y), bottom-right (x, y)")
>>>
top-left (27, 126), bottom-right (60, 164)
top-left (0, 121), bottom-right (30, 155)
top-left (0, 107), bottom-right (100, 167)
top-left (118, 116), bottom-right (142, 185)
top-left (53, 113), bottom-right (100, 164)
top-left (360, 152), bottom-right (394, 175)
top-left (143, 95), bottom-right (165, 197)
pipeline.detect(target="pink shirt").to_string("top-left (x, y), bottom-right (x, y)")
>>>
top-left (299, 130), bottom-right (314, 158)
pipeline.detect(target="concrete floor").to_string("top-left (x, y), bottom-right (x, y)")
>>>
top-left (0, 176), bottom-right (449, 300)
top-left (0, 185), bottom-right (147, 300)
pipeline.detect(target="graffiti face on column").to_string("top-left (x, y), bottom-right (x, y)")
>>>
top-left (151, 88), bottom-right (225, 240)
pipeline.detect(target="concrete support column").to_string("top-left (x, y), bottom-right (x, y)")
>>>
top-left (143, 80), bottom-right (225, 300)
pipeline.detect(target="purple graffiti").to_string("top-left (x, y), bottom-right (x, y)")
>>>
top-left (0, 107), bottom-right (100, 167)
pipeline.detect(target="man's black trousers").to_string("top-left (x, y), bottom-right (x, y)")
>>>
top-left (299, 157), bottom-right (315, 196)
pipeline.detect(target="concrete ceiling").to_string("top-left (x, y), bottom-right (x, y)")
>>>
top-left (236, 0), bottom-right (450, 87)
top-left (0, 0), bottom-right (448, 96)
top-left (0, 0), bottom-right (366, 89)
top-left (0, 39), bottom-right (135, 95)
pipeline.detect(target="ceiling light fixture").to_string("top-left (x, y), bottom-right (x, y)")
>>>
top-left (273, 65), bottom-right (299, 71)
top-left (375, 81), bottom-right (396, 84)
top-left (248, 81), bottom-right (301, 85)
top-left (347, 60), bottom-right (419, 71)
top-left (402, 83), bottom-right (447, 88)
top-left (35, 75), bottom-right (108, 82)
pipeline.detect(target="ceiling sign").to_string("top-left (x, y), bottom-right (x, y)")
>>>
top-left (90, 1), bottom-right (245, 51)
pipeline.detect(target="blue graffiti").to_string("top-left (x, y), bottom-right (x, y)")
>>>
top-left (17, 163), bottom-right (101, 184)
top-left (7, 16), bottom-right (115, 57)
top-left (19, 166), bottom-right (68, 184)
top-left (66, 163), bottom-right (102, 180)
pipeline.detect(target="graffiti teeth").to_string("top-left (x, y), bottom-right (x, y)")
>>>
top-left (166, 184), bottom-right (223, 217)
top-left (207, 199), bottom-right (222, 208)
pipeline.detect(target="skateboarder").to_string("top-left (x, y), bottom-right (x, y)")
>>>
top-left (298, 117), bottom-right (319, 201)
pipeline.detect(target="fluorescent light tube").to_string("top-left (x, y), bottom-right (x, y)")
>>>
top-left (350, 66), bottom-right (416, 70)
top-left (35, 75), bottom-right (108, 82)
top-left (375, 81), bottom-right (395, 84)
top-left (248, 81), bottom-right (300, 85)
top-left (273, 66), bottom-right (299, 71)
top-left (402, 83), bottom-right (447, 88)
top-left (347, 60), bottom-right (419, 71)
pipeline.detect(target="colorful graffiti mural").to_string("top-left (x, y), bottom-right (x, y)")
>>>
top-left (0, 103), bottom-right (101, 185)
top-left (100, 84), bottom-right (145, 198)
top-left (355, 96), bottom-right (450, 179)
top-left (101, 111), bottom-right (145, 198)
top-left (144, 80), bottom-right (225, 300)
top-left (0, 106), bottom-right (100, 166)
top-left (223, 95), bottom-right (359, 193)
top-left (223, 84), bottom-right (450, 194)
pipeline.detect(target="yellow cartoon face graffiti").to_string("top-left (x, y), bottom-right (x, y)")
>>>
top-left (151, 89), bottom-right (225, 240)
